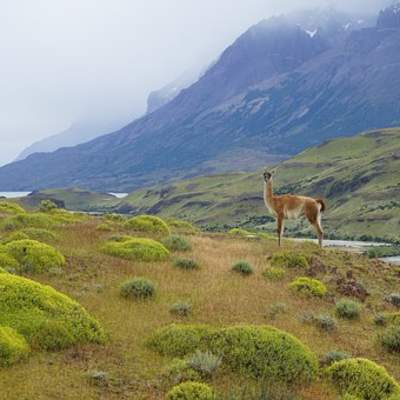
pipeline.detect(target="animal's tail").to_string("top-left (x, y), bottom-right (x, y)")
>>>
top-left (316, 198), bottom-right (326, 213)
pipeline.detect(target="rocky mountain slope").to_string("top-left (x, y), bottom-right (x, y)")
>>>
top-left (1, 7), bottom-right (399, 191)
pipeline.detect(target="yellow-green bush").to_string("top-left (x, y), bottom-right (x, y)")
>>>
top-left (150, 324), bottom-right (318, 385)
top-left (271, 252), bottom-right (309, 269)
top-left (162, 235), bottom-right (192, 252)
top-left (1, 231), bottom-right (30, 243)
top-left (380, 325), bottom-right (400, 353)
top-left (163, 359), bottom-right (201, 386)
top-left (102, 237), bottom-right (170, 262)
top-left (263, 267), bottom-right (286, 281)
top-left (166, 218), bottom-right (198, 234)
top-left (0, 201), bottom-right (25, 215)
top-left (20, 228), bottom-right (58, 243)
top-left (289, 277), bottom-right (327, 297)
top-left (326, 358), bottom-right (400, 399)
top-left (0, 273), bottom-right (105, 351)
top-left (0, 252), bottom-right (19, 272)
top-left (166, 381), bottom-right (215, 400)
top-left (0, 325), bottom-right (30, 367)
top-left (1, 213), bottom-right (57, 231)
top-left (149, 324), bottom-right (215, 357)
top-left (125, 215), bottom-right (170, 236)
top-left (4, 239), bottom-right (65, 273)
top-left (120, 277), bottom-right (156, 299)
top-left (228, 228), bottom-right (253, 237)
top-left (96, 223), bottom-right (114, 232)
top-left (207, 325), bottom-right (318, 384)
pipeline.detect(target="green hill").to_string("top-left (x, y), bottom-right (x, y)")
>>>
top-left (125, 128), bottom-right (400, 242)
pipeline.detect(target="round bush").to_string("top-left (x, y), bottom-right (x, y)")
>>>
top-left (166, 219), bottom-right (198, 234)
top-left (326, 358), bottom-right (400, 399)
top-left (0, 273), bottom-right (105, 351)
top-left (0, 325), bottom-right (30, 367)
top-left (232, 260), bottom-right (253, 275)
top-left (0, 252), bottom-right (19, 272)
top-left (228, 228), bottom-right (253, 237)
top-left (39, 200), bottom-right (58, 212)
top-left (162, 235), bottom-right (192, 252)
top-left (125, 215), bottom-right (170, 236)
top-left (1, 213), bottom-right (57, 231)
top-left (207, 325), bottom-right (318, 384)
top-left (149, 324), bottom-right (216, 357)
top-left (20, 228), bottom-right (57, 243)
top-left (120, 278), bottom-right (155, 299)
top-left (174, 258), bottom-right (199, 270)
top-left (163, 359), bottom-right (201, 386)
top-left (166, 381), bottom-right (214, 400)
top-left (289, 277), bottom-right (327, 297)
top-left (170, 302), bottom-right (192, 317)
top-left (271, 252), bottom-right (309, 269)
top-left (313, 315), bottom-right (337, 332)
top-left (374, 312), bottom-right (400, 327)
top-left (96, 223), bottom-right (114, 232)
top-left (0, 201), bottom-right (25, 215)
top-left (263, 267), bottom-right (286, 281)
top-left (1, 231), bottom-right (30, 244)
top-left (386, 293), bottom-right (400, 308)
top-left (4, 239), bottom-right (65, 274)
top-left (380, 325), bottom-right (400, 353)
top-left (102, 237), bottom-right (170, 262)
top-left (336, 299), bottom-right (362, 320)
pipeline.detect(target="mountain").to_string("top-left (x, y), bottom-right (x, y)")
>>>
top-left (16, 119), bottom-right (127, 161)
top-left (121, 128), bottom-right (400, 242)
top-left (146, 67), bottom-right (205, 114)
top-left (1, 7), bottom-right (399, 192)
top-left (377, 2), bottom-right (400, 28)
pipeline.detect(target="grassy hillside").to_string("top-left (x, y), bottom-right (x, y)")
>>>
top-left (1, 205), bottom-right (400, 399)
top-left (124, 128), bottom-right (400, 242)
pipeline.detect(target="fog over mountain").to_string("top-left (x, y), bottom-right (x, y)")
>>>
top-left (0, 0), bottom-right (391, 165)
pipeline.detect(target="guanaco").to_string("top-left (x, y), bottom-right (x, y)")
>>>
top-left (263, 170), bottom-right (326, 247)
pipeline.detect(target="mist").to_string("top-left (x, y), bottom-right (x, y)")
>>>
top-left (0, 0), bottom-right (391, 165)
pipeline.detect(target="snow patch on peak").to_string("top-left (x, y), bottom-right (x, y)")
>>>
top-left (305, 29), bottom-right (318, 38)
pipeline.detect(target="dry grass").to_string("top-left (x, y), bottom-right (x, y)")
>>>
top-left (0, 219), bottom-right (400, 399)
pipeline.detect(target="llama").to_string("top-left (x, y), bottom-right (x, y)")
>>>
top-left (263, 170), bottom-right (326, 247)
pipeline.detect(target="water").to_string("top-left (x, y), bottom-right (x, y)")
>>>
top-left (0, 191), bottom-right (31, 198)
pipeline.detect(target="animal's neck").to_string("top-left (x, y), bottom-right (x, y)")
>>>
top-left (264, 179), bottom-right (274, 208)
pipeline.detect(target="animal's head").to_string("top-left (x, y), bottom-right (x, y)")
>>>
top-left (263, 169), bottom-right (273, 182)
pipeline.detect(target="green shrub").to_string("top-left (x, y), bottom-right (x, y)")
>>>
top-left (170, 302), bottom-right (192, 317)
top-left (380, 325), bottom-right (400, 353)
top-left (386, 293), bottom-right (400, 308)
top-left (0, 201), bottom-right (25, 215)
top-left (166, 381), bottom-right (215, 400)
top-left (20, 228), bottom-right (57, 243)
top-left (174, 258), bottom-right (200, 270)
top-left (263, 267), bottom-right (286, 281)
top-left (186, 350), bottom-right (221, 378)
top-left (0, 273), bottom-right (105, 352)
top-left (374, 312), bottom-right (400, 327)
top-left (166, 219), bottom-right (198, 234)
top-left (163, 359), bottom-right (201, 386)
top-left (0, 252), bottom-right (19, 272)
top-left (342, 395), bottom-right (361, 400)
top-left (4, 239), bottom-right (65, 274)
top-left (326, 358), bottom-right (400, 399)
top-left (86, 370), bottom-right (110, 387)
top-left (321, 350), bottom-right (351, 367)
top-left (336, 299), bottom-right (362, 320)
top-left (207, 325), bottom-right (318, 384)
top-left (120, 278), bottom-right (155, 299)
top-left (162, 235), bottom-right (192, 252)
top-left (1, 213), bottom-right (57, 231)
top-left (313, 314), bottom-right (337, 332)
top-left (96, 223), bottom-right (114, 232)
top-left (289, 277), bottom-right (327, 297)
top-left (125, 215), bottom-right (170, 236)
top-left (0, 267), bottom-right (6, 274)
top-left (148, 324), bottom-right (216, 357)
top-left (1, 231), bottom-right (30, 244)
top-left (271, 252), bottom-right (309, 269)
top-left (0, 325), bottom-right (30, 367)
top-left (228, 228), bottom-right (253, 237)
top-left (39, 200), bottom-right (58, 212)
top-left (104, 213), bottom-right (124, 223)
top-left (232, 260), bottom-right (253, 275)
top-left (102, 237), bottom-right (170, 262)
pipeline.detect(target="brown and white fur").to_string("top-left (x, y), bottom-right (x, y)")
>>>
top-left (263, 170), bottom-right (326, 247)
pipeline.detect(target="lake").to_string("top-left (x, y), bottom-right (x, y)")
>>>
top-left (0, 191), bottom-right (128, 199)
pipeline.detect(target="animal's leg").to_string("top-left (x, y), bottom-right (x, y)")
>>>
top-left (312, 216), bottom-right (324, 248)
top-left (277, 216), bottom-right (284, 247)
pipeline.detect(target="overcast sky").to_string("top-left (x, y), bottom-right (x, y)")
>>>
top-left (0, 0), bottom-right (390, 166)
